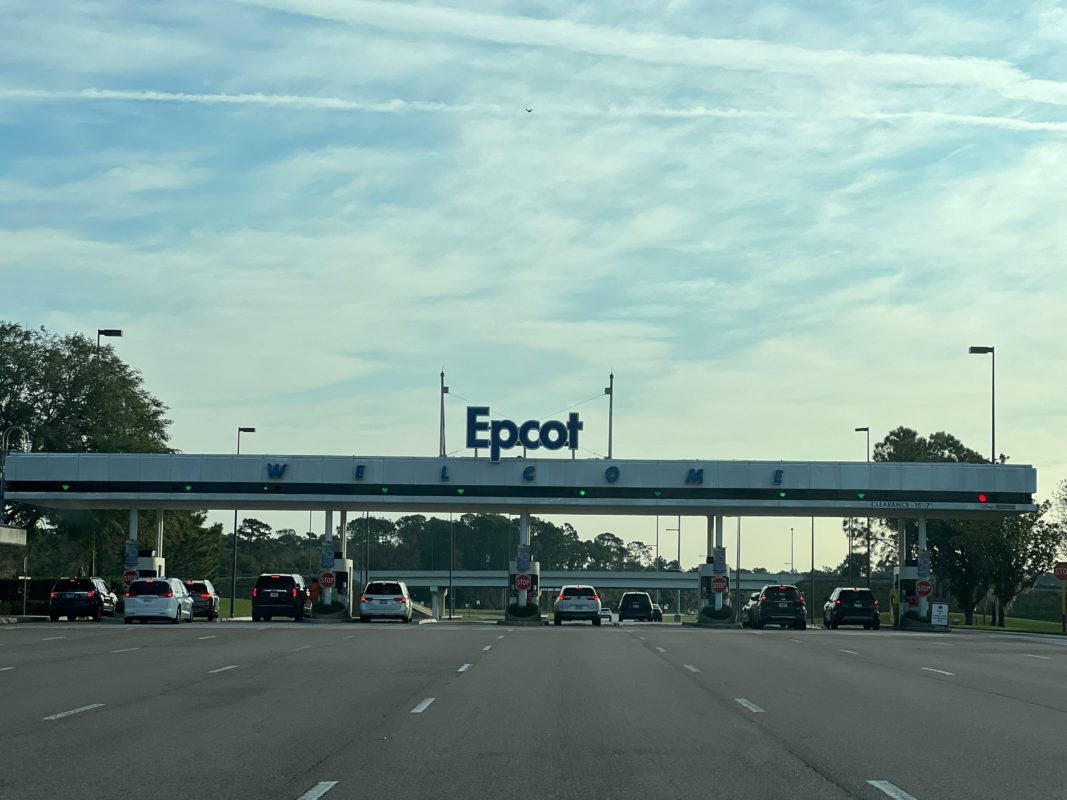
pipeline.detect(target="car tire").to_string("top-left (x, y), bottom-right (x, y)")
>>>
top-left (830, 619), bottom-right (839, 630)
top-left (50, 614), bottom-right (60, 622)
top-left (554, 616), bottom-right (562, 626)
top-left (753, 621), bottom-right (763, 629)
top-left (68, 615), bottom-right (78, 622)
top-left (124, 617), bottom-right (132, 624)
top-left (171, 607), bottom-right (181, 624)
top-left (872, 621), bottom-right (881, 630)
top-left (91, 606), bottom-right (102, 621)
top-left (252, 614), bottom-right (260, 622)
top-left (796, 621), bottom-right (806, 630)
top-left (592, 616), bottom-right (601, 626)
top-left (359, 615), bottom-right (369, 623)
top-left (863, 623), bottom-right (871, 630)
top-left (294, 611), bottom-right (304, 622)
top-left (264, 615), bottom-right (272, 622)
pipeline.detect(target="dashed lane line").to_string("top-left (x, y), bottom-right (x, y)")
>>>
top-left (296, 781), bottom-right (339, 800)
top-left (109, 647), bottom-right (140, 654)
top-left (0, 666), bottom-right (13, 671)
top-left (482, 645), bottom-right (492, 651)
top-left (295, 645), bottom-right (312, 651)
top-left (734, 698), bottom-right (764, 713)
top-left (655, 646), bottom-right (667, 653)
top-left (41, 637), bottom-right (65, 641)
top-left (497, 635), bottom-right (505, 639)
top-left (867, 779), bottom-right (919, 800)
top-left (920, 667), bottom-right (955, 676)
top-left (208, 665), bottom-right (239, 674)
top-left (43, 704), bottom-right (104, 721)
top-left (1021, 653), bottom-right (1051, 660)
top-left (840, 649), bottom-right (860, 655)
top-left (457, 664), bottom-right (472, 673)
top-left (410, 698), bottom-right (435, 714)
top-left (197, 635), bottom-right (217, 640)
top-left (683, 664), bottom-right (700, 673)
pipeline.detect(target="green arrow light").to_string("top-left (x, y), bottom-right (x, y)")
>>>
top-left (381, 487), bottom-right (389, 493)
top-left (457, 488), bottom-right (465, 495)
top-left (654, 491), bottom-right (662, 497)
top-left (579, 490), bottom-right (587, 497)
top-left (184, 485), bottom-right (193, 492)
top-left (263, 485), bottom-right (270, 491)
top-left (778, 491), bottom-right (787, 498)
top-left (858, 492), bottom-right (865, 499)
top-left (61, 484), bottom-right (70, 491)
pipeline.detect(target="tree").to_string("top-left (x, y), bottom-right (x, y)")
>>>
top-left (237, 518), bottom-right (273, 544)
top-left (986, 500), bottom-right (1066, 627)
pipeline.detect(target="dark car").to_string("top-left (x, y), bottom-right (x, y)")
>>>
top-left (824, 587), bottom-right (881, 630)
top-left (741, 592), bottom-right (761, 627)
top-left (49, 577), bottom-right (117, 621)
top-left (618, 591), bottom-right (654, 622)
top-left (750, 584), bottom-right (806, 630)
top-left (651, 603), bottom-right (664, 622)
top-left (183, 579), bottom-right (221, 621)
top-left (251, 573), bottom-right (311, 622)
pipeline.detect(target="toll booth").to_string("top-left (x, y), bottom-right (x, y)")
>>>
top-left (698, 563), bottom-right (731, 610)
top-left (332, 557), bottom-right (354, 596)
top-left (893, 562), bottom-right (919, 623)
top-left (136, 548), bottom-right (165, 578)
top-left (508, 560), bottom-right (541, 606)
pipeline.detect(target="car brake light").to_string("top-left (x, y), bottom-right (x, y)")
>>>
top-left (50, 591), bottom-right (56, 599)
top-left (759, 594), bottom-right (767, 602)
top-left (86, 590), bottom-right (95, 599)
top-left (292, 588), bottom-right (298, 597)
top-left (798, 594), bottom-right (805, 603)
top-left (395, 596), bottom-right (406, 602)
top-left (162, 591), bottom-right (173, 598)
top-left (201, 593), bottom-right (212, 599)
top-left (361, 596), bottom-right (372, 603)
top-left (557, 594), bottom-right (565, 601)
top-left (252, 587), bottom-right (258, 598)
top-left (125, 592), bottom-right (132, 598)
top-left (778, 585), bottom-right (785, 589)
top-left (874, 598), bottom-right (880, 606)
top-left (592, 593), bottom-right (599, 601)
top-left (271, 574), bottom-right (280, 578)
top-left (834, 599), bottom-right (841, 605)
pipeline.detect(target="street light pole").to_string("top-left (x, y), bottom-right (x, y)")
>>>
top-left (439, 370), bottom-right (449, 457)
top-left (96, 328), bottom-right (123, 352)
top-left (604, 372), bottom-right (614, 459)
top-left (789, 526), bottom-right (794, 573)
top-left (0, 426), bottom-right (30, 525)
top-left (855, 426), bottom-right (871, 587)
top-left (229, 426), bottom-right (255, 618)
top-left (968, 346), bottom-right (996, 463)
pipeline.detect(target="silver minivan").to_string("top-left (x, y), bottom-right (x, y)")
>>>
top-left (359, 580), bottom-right (413, 623)
top-left (553, 584), bottom-right (602, 625)
top-left (124, 577), bottom-right (193, 624)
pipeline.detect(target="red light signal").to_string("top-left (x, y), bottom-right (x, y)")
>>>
top-left (978, 493), bottom-right (988, 503)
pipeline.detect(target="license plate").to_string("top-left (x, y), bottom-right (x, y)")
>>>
top-left (270, 592), bottom-right (279, 598)
top-left (779, 602), bottom-right (787, 608)
top-left (854, 602), bottom-right (862, 607)
top-left (379, 600), bottom-right (390, 604)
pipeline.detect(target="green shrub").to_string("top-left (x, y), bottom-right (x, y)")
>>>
top-left (700, 604), bottom-right (733, 621)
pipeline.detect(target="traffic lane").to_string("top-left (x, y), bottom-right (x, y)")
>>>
top-left (771, 628), bottom-right (1067, 713)
top-left (0, 624), bottom-right (498, 797)
top-left (637, 627), bottom-right (1067, 799)
top-left (316, 625), bottom-right (855, 799)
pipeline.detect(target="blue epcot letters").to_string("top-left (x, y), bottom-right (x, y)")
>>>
top-left (466, 406), bottom-right (583, 462)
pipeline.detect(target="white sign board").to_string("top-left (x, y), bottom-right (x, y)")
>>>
top-left (930, 600), bottom-right (949, 627)
top-left (0, 525), bottom-right (27, 547)
top-left (712, 546), bottom-right (727, 575)
top-left (320, 545), bottom-right (335, 570)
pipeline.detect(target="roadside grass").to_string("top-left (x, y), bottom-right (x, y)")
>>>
top-left (952, 616), bottom-right (1064, 635)
top-left (219, 598), bottom-right (252, 618)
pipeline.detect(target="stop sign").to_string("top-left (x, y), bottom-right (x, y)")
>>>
top-left (514, 573), bottom-right (532, 591)
top-left (916, 580), bottom-right (933, 597)
top-left (122, 569), bottom-right (138, 586)
top-left (319, 571), bottom-right (336, 588)
top-left (1054, 562), bottom-right (1067, 581)
top-left (712, 576), bottom-right (727, 593)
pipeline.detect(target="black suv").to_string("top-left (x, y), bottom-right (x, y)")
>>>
top-left (183, 579), bottom-right (221, 621)
top-left (750, 584), bottom-right (806, 630)
top-left (251, 573), bottom-right (311, 622)
top-left (49, 577), bottom-right (117, 621)
top-left (618, 591), bottom-right (655, 622)
top-left (824, 587), bottom-right (881, 630)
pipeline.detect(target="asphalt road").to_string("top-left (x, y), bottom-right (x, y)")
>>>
top-left (1, 619), bottom-right (1065, 799)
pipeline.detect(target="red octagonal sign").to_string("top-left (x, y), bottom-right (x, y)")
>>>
top-left (712, 576), bottom-right (727, 593)
top-left (514, 573), bottom-right (532, 591)
top-left (319, 571), bottom-right (336, 588)
top-left (916, 580), bottom-right (933, 597)
top-left (1053, 562), bottom-right (1067, 581)
top-left (122, 569), bottom-right (138, 586)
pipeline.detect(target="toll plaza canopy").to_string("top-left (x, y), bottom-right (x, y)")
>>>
top-left (4, 453), bottom-right (1037, 519)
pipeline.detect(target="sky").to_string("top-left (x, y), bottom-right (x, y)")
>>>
top-left (3, 0), bottom-right (1067, 573)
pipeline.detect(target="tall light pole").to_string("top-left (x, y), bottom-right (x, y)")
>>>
top-left (439, 370), bottom-right (449, 457)
top-left (229, 426), bottom-right (255, 618)
top-left (789, 526), bottom-right (794, 573)
top-left (855, 426), bottom-right (871, 587)
top-left (968, 346), bottom-right (996, 463)
top-left (0, 426), bottom-right (30, 525)
top-left (604, 372), bottom-right (614, 459)
top-left (96, 328), bottom-right (123, 352)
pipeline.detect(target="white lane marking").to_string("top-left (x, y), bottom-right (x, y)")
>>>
top-left (208, 665), bottom-right (238, 674)
top-left (197, 635), bottom-right (216, 640)
top-left (296, 781), bottom-right (339, 800)
top-left (41, 637), bottom-right (65, 641)
top-left (0, 666), bottom-right (13, 671)
top-left (867, 779), bottom-right (919, 800)
top-left (295, 645), bottom-right (312, 651)
top-left (1022, 653), bottom-right (1051, 660)
top-left (921, 667), bottom-right (955, 676)
top-left (790, 638), bottom-right (802, 643)
top-left (840, 649), bottom-right (860, 655)
top-left (655, 646), bottom-right (667, 653)
top-left (482, 645), bottom-right (492, 651)
top-left (683, 664), bottom-right (700, 673)
top-left (410, 697), bottom-right (435, 714)
top-left (109, 647), bottom-right (140, 654)
top-left (735, 698), bottom-right (764, 713)
top-left (930, 642), bottom-right (953, 647)
top-left (497, 635), bottom-right (505, 639)
top-left (43, 703), bottom-right (104, 721)
top-left (343, 635), bottom-right (356, 639)
top-left (457, 663), bottom-right (472, 673)
top-left (639, 636), bottom-right (646, 640)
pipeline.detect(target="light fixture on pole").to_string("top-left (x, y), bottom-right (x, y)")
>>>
top-left (855, 426), bottom-right (871, 587)
top-left (96, 328), bottom-right (123, 352)
top-left (229, 426), bottom-right (256, 619)
top-left (789, 526), bottom-right (794, 573)
top-left (604, 372), bottom-right (614, 459)
top-left (968, 346), bottom-right (996, 463)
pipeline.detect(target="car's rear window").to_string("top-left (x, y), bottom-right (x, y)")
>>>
top-left (256, 575), bottom-right (296, 590)
top-left (365, 582), bottom-right (402, 595)
top-left (53, 578), bottom-right (94, 592)
top-left (838, 590), bottom-right (873, 602)
top-left (129, 581), bottom-right (172, 596)
top-left (763, 586), bottom-right (800, 601)
top-left (184, 582), bottom-right (208, 593)
top-left (562, 587), bottom-right (596, 598)
top-left (623, 594), bottom-right (650, 606)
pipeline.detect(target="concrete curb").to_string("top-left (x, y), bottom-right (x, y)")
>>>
top-left (0, 616), bottom-right (50, 624)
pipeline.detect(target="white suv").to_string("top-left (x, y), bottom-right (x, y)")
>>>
top-left (553, 585), bottom-right (602, 625)
top-left (359, 580), bottom-right (413, 623)
top-left (124, 577), bottom-right (193, 624)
